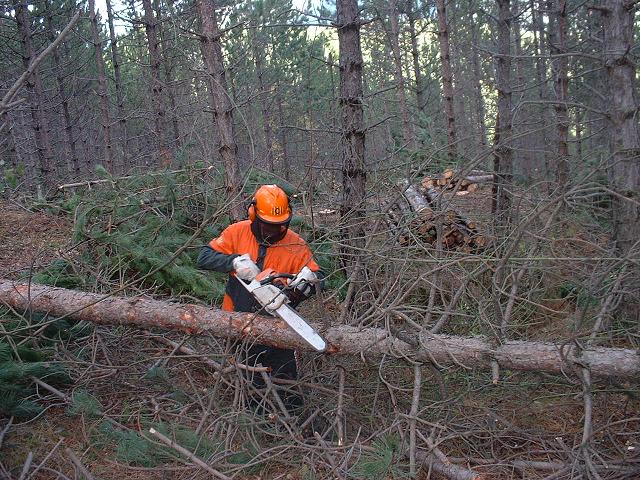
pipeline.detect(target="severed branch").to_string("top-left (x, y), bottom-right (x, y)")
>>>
top-left (0, 417), bottom-right (13, 449)
top-left (149, 428), bottom-right (231, 480)
top-left (408, 363), bottom-right (422, 475)
top-left (65, 448), bottom-right (96, 480)
top-left (0, 11), bottom-right (81, 115)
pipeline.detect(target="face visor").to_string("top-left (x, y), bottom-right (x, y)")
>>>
top-left (251, 217), bottom-right (290, 245)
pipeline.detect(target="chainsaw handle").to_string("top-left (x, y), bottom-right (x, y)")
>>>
top-left (259, 273), bottom-right (295, 286)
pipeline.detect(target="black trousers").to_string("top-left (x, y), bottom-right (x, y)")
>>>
top-left (244, 343), bottom-right (303, 414)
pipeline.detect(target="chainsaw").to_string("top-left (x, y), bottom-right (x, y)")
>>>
top-left (239, 268), bottom-right (327, 352)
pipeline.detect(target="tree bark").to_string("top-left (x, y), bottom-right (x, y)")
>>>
top-left (277, 93), bottom-right (290, 181)
top-left (44, 0), bottom-right (80, 178)
top-left (532, 0), bottom-right (551, 182)
top-left (1, 280), bottom-right (638, 380)
top-left (493, 0), bottom-right (513, 226)
top-left (155, 0), bottom-right (182, 157)
top-left (88, 0), bottom-right (114, 173)
top-left (550, 0), bottom-right (569, 191)
top-left (337, 0), bottom-right (367, 270)
top-left (470, 5), bottom-right (487, 150)
top-left (601, 0), bottom-right (640, 319)
top-left (106, 0), bottom-right (129, 171)
top-left (197, 0), bottom-right (243, 222)
top-left (14, 0), bottom-right (55, 189)
top-left (142, 0), bottom-right (173, 168)
top-left (251, 24), bottom-right (276, 172)
top-left (435, 0), bottom-right (457, 161)
top-left (406, 0), bottom-right (425, 112)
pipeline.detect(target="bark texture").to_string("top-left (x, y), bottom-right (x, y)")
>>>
top-left (44, 0), bottom-right (79, 177)
top-left (198, 0), bottom-right (243, 222)
top-left (435, 0), bottom-right (457, 160)
top-left (14, 0), bottom-right (54, 188)
top-left (142, 0), bottom-right (172, 167)
top-left (602, 0), bottom-right (640, 319)
top-left (406, 0), bottom-right (425, 112)
top-left (1, 280), bottom-right (638, 380)
top-left (550, 0), bottom-right (569, 190)
top-left (602, 0), bottom-right (640, 257)
top-left (251, 24), bottom-right (275, 172)
top-left (88, 0), bottom-right (114, 172)
top-left (493, 0), bottom-right (513, 225)
top-left (106, 0), bottom-right (128, 169)
top-left (337, 0), bottom-right (367, 266)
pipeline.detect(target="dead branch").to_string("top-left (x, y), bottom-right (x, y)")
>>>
top-left (148, 427), bottom-right (231, 480)
top-left (0, 11), bottom-right (81, 115)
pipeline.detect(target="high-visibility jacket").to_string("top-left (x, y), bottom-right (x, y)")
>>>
top-left (206, 220), bottom-right (321, 312)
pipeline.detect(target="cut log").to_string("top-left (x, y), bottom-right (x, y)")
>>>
top-left (399, 180), bottom-right (430, 213)
top-left (1, 280), bottom-right (638, 380)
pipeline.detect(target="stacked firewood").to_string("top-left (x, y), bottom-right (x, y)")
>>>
top-left (388, 179), bottom-right (489, 252)
top-left (421, 168), bottom-right (494, 195)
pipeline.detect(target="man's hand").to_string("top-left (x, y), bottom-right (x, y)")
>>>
top-left (289, 266), bottom-right (318, 298)
top-left (232, 254), bottom-right (260, 281)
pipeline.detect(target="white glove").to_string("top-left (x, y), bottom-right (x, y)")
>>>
top-left (232, 254), bottom-right (260, 281)
top-left (252, 284), bottom-right (288, 312)
top-left (289, 266), bottom-right (318, 297)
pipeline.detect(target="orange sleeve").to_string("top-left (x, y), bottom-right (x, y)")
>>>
top-left (208, 224), bottom-right (238, 255)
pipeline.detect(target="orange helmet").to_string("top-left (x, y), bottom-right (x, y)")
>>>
top-left (248, 185), bottom-right (292, 224)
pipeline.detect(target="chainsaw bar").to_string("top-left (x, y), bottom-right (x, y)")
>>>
top-left (239, 278), bottom-right (327, 352)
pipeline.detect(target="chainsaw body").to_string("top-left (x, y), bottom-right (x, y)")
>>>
top-left (239, 268), bottom-right (327, 352)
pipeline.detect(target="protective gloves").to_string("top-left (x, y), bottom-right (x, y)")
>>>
top-left (289, 266), bottom-right (318, 298)
top-left (252, 284), bottom-right (288, 312)
top-left (232, 254), bottom-right (261, 281)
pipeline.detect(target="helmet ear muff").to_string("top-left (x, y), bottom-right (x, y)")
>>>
top-left (247, 199), bottom-right (257, 222)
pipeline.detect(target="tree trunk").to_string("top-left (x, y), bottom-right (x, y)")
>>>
top-left (1, 280), bottom-right (638, 380)
top-left (470, 6), bottom-right (487, 150)
top-left (251, 24), bottom-right (276, 172)
top-left (44, 0), bottom-right (80, 178)
top-left (197, 0), bottom-right (243, 222)
top-left (435, 0), bottom-right (457, 161)
top-left (277, 93), bottom-right (290, 181)
top-left (155, 0), bottom-right (182, 157)
top-left (142, 0), bottom-right (173, 168)
top-left (550, 0), bottom-right (569, 190)
top-left (511, 0), bottom-right (527, 178)
top-left (105, 0), bottom-right (129, 172)
top-left (602, 0), bottom-right (640, 318)
top-left (337, 0), bottom-right (367, 269)
top-left (387, 0), bottom-right (416, 150)
top-left (493, 0), bottom-right (513, 226)
top-left (14, 0), bottom-right (54, 189)
top-left (88, 0), bottom-right (114, 173)
top-left (406, 0), bottom-right (425, 112)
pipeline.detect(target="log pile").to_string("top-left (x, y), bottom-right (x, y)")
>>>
top-left (390, 179), bottom-right (489, 252)
top-left (421, 168), bottom-right (494, 196)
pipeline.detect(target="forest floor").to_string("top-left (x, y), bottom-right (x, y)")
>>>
top-left (0, 193), bottom-right (638, 480)
top-left (0, 201), bottom-right (71, 280)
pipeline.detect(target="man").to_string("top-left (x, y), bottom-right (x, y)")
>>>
top-left (197, 184), bottom-right (322, 413)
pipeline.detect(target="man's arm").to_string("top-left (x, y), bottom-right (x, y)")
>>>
top-left (197, 245), bottom-right (238, 272)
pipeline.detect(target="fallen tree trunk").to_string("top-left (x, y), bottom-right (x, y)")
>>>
top-left (1, 280), bottom-right (638, 379)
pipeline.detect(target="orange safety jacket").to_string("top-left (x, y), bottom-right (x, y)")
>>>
top-left (208, 220), bottom-right (321, 312)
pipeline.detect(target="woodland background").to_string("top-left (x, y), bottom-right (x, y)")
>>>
top-left (0, 0), bottom-right (638, 479)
